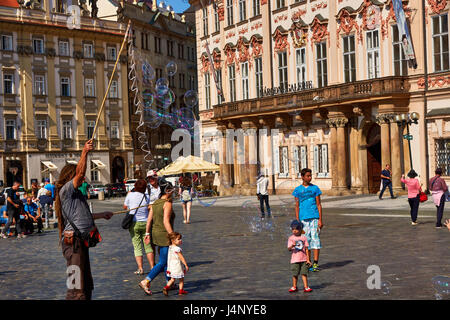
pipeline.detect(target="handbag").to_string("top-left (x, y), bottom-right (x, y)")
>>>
top-left (63, 210), bottom-right (102, 248)
top-left (122, 193), bottom-right (146, 230)
top-left (419, 191), bottom-right (428, 203)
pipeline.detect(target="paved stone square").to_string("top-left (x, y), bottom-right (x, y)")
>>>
top-left (0, 194), bottom-right (449, 300)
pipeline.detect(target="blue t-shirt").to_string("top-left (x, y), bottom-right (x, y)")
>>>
top-left (381, 169), bottom-right (391, 183)
top-left (24, 203), bottom-right (39, 217)
top-left (292, 184), bottom-right (322, 220)
top-left (44, 184), bottom-right (56, 199)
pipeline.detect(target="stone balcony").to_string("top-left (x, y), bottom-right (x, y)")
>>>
top-left (213, 76), bottom-right (410, 121)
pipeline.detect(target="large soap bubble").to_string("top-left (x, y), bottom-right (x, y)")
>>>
top-left (155, 78), bottom-right (169, 95)
top-left (165, 61), bottom-right (177, 77)
top-left (183, 90), bottom-right (198, 108)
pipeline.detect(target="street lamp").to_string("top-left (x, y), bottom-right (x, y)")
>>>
top-left (395, 112), bottom-right (420, 170)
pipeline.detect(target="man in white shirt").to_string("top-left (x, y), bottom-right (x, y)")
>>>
top-left (145, 170), bottom-right (161, 205)
top-left (256, 173), bottom-right (271, 219)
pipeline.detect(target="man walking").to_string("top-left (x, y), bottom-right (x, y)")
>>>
top-left (379, 164), bottom-right (396, 200)
top-left (1, 181), bottom-right (25, 239)
top-left (256, 173), bottom-right (271, 219)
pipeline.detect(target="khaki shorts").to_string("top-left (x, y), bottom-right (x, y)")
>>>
top-left (291, 262), bottom-right (309, 276)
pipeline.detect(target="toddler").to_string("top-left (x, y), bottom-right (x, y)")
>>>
top-left (287, 220), bottom-right (312, 293)
top-left (163, 232), bottom-right (189, 296)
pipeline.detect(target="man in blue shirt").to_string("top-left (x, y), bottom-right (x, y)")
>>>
top-left (379, 164), bottom-right (396, 200)
top-left (23, 196), bottom-right (43, 234)
top-left (44, 179), bottom-right (56, 200)
top-left (292, 168), bottom-right (323, 272)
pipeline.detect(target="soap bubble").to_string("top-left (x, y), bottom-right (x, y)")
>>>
top-left (276, 180), bottom-right (298, 205)
top-left (155, 78), bottom-right (169, 95)
top-left (165, 61), bottom-right (177, 76)
top-left (143, 108), bottom-right (163, 129)
top-left (196, 189), bottom-right (218, 207)
top-left (381, 281), bottom-right (392, 295)
top-left (155, 89), bottom-right (175, 110)
top-left (142, 89), bottom-right (154, 107)
top-left (142, 61), bottom-right (155, 83)
top-left (431, 275), bottom-right (450, 296)
top-left (184, 90), bottom-right (198, 108)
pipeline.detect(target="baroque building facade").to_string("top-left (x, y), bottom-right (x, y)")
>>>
top-left (192, 0), bottom-right (450, 196)
top-left (108, 0), bottom-right (197, 177)
top-left (0, 0), bottom-right (132, 188)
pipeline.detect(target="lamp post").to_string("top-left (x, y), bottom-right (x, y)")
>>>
top-left (395, 112), bottom-right (420, 171)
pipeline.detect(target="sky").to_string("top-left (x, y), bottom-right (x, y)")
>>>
top-left (165, 0), bottom-right (191, 13)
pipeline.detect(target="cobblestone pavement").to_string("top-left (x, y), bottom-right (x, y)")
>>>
top-left (0, 194), bottom-right (449, 300)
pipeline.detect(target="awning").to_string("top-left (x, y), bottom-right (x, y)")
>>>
top-left (41, 161), bottom-right (58, 172)
top-left (92, 159), bottom-right (106, 170)
top-left (67, 160), bottom-right (78, 165)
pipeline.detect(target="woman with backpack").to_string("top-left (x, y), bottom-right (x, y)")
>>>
top-left (429, 168), bottom-right (448, 229)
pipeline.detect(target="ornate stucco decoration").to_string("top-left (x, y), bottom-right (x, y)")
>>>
top-left (290, 20), bottom-right (308, 48)
top-left (336, 8), bottom-right (360, 47)
top-left (309, 16), bottom-right (330, 49)
top-left (200, 53), bottom-right (211, 74)
top-left (272, 26), bottom-right (290, 57)
top-left (427, 0), bottom-right (447, 14)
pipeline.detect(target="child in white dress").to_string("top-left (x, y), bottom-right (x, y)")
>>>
top-left (163, 232), bottom-right (189, 296)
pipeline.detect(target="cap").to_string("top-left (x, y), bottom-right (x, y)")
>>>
top-left (146, 169), bottom-right (158, 178)
top-left (40, 183), bottom-right (44, 187)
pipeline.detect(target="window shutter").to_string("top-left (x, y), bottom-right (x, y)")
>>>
top-left (313, 145), bottom-right (319, 173)
top-left (273, 135), bottom-right (280, 174)
top-left (294, 146), bottom-right (299, 174)
top-left (282, 146), bottom-right (289, 177)
top-left (300, 146), bottom-right (307, 170)
top-left (322, 144), bottom-right (328, 174)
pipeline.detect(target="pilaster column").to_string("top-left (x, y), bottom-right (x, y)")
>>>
top-left (217, 125), bottom-right (230, 195)
top-left (46, 36), bottom-right (60, 150)
top-left (376, 114), bottom-right (392, 169)
top-left (335, 117), bottom-right (348, 190)
top-left (95, 41), bottom-right (107, 150)
top-left (390, 119), bottom-right (402, 192)
top-left (74, 39), bottom-right (86, 149)
top-left (326, 119), bottom-right (338, 189)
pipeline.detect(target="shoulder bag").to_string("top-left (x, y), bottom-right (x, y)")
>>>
top-left (122, 193), bottom-right (146, 230)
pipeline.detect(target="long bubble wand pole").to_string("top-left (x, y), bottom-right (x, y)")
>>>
top-left (91, 20), bottom-right (132, 141)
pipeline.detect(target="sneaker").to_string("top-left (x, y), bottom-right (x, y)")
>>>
top-left (391, 196), bottom-right (397, 199)
top-left (436, 226), bottom-right (443, 229)
top-left (0, 233), bottom-right (7, 239)
top-left (411, 221), bottom-right (418, 226)
top-left (310, 263), bottom-right (320, 272)
top-left (288, 287), bottom-right (298, 293)
top-left (304, 287), bottom-right (313, 293)
top-left (379, 197), bottom-right (383, 200)
top-left (178, 289), bottom-right (188, 295)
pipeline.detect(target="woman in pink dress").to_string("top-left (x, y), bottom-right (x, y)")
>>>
top-left (401, 170), bottom-right (422, 225)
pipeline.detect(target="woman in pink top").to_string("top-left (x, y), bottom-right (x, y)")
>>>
top-left (401, 170), bottom-right (422, 225)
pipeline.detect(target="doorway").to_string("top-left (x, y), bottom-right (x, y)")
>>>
top-left (111, 156), bottom-right (125, 183)
top-left (6, 160), bottom-right (23, 187)
top-left (366, 124), bottom-right (381, 194)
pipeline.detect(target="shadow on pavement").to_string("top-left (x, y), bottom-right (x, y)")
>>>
top-left (310, 282), bottom-right (333, 290)
top-left (185, 220), bottom-right (212, 225)
top-left (319, 260), bottom-right (354, 270)
top-left (0, 271), bottom-right (18, 276)
top-left (189, 260), bottom-right (215, 268)
top-left (184, 277), bottom-right (231, 293)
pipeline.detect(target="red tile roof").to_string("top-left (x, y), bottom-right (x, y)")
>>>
top-left (0, 0), bottom-right (19, 8)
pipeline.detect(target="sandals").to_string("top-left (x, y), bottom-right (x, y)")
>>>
top-left (139, 280), bottom-right (152, 295)
top-left (134, 269), bottom-right (144, 275)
